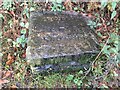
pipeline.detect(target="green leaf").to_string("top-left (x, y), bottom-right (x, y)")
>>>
top-left (21, 29), bottom-right (26, 34)
top-left (74, 7), bottom-right (78, 11)
top-left (110, 48), bottom-right (118, 54)
top-left (101, 84), bottom-right (109, 88)
top-left (117, 53), bottom-right (120, 60)
top-left (0, 53), bottom-right (3, 57)
top-left (20, 22), bottom-right (25, 27)
top-left (57, 0), bottom-right (62, 3)
top-left (112, 2), bottom-right (117, 11)
top-left (0, 14), bottom-right (4, 19)
top-left (30, 7), bottom-right (35, 11)
top-left (21, 43), bottom-right (25, 48)
top-left (103, 45), bottom-right (110, 55)
top-left (101, 1), bottom-right (107, 8)
top-left (16, 37), bottom-right (21, 43)
top-left (110, 33), bottom-right (118, 42)
top-left (52, 0), bottom-right (62, 3)
top-left (78, 70), bottom-right (83, 74)
top-left (66, 75), bottom-right (74, 81)
top-left (97, 32), bottom-right (103, 37)
top-left (97, 23), bottom-right (102, 26)
top-left (111, 11), bottom-right (117, 20)
top-left (0, 32), bottom-right (2, 37)
top-left (107, 22), bottom-right (110, 25)
top-left (8, 20), bottom-right (13, 28)
top-left (12, 41), bottom-right (19, 47)
top-left (26, 13), bottom-right (29, 18)
top-left (20, 3), bottom-right (24, 6)
top-left (25, 22), bottom-right (29, 29)
top-left (113, 71), bottom-right (118, 77)
top-left (22, 8), bottom-right (29, 15)
top-left (78, 80), bottom-right (82, 86)
top-left (73, 78), bottom-right (79, 84)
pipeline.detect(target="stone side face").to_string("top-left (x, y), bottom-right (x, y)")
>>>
top-left (0, 14), bottom-right (3, 88)
top-left (27, 11), bottom-right (98, 62)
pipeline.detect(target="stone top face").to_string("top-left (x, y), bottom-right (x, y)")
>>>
top-left (27, 11), bottom-right (98, 60)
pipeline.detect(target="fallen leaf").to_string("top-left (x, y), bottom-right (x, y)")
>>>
top-left (2, 71), bottom-right (13, 79)
top-left (7, 53), bottom-right (13, 60)
top-left (101, 36), bottom-right (108, 39)
top-left (22, 52), bottom-right (26, 58)
top-left (6, 53), bottom-right (15, 65)
top-left (10, 85), bottom-right (18, 88)
top-left (0, 79), bottom-right (9, 84)
top-left (6, 59), bottom-right (14, 65)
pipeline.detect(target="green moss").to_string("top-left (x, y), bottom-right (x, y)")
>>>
top-left (31, 54), bottom-right (95, 66)
top-left (29, 53), bottom-right (97, 74)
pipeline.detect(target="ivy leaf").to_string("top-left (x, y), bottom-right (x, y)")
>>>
top-left (74, 7), bottom-right (78, 11)
top-left (21, 43), bottom-right (25, 48)
top-left (111, 11), bottom-right (117, 20)
top-left (112, 2), bottom-right (117, 11)
top-left (78, 70), bottom-right (83, 74)
top-left (52, 0), bottom-right (62, 3)
top-left (21, 29), bottom-right (26, 34)
top-left (26, 13), bottom-right (30, 18)
top-left (101, 1), bottom-right (107, 9)
top-left (110, 48), bottom-right (118, 54)
top-left (66, 75), bottom-right (74, 81)
top-left (101, 84), bottom-right (109, 88)
top-left (0, 14), bottom-right (4, 19)
top-left (97, 32), bottom-right (103, 37)
top-left (8, 19), bottom-right (13, 28)
top-left (103, 45), bottom-right (110, 55)
top-left (97, 23), bottom-right (102, 26)
top-left (12, 41), bottom-right (19, 47)
top-left (25, 22), bottom-right (29, 29)
top-left (16, 37), bottom-right (21, 43)
top-left (0, 53), bottom-right (3, 57)
top-left (30, 7), bottom-right (35, 11)
top-left (20, 22), bottom-right (25, 27)
top-left (117, 53), bottom-right (120, 61)
top-left (22, 8), bottom-right (29, 15)
top-left (57, 0), bottom-right (62, 3)
top-left (0, 32), bottom-right (2, 37)
top-left (73, 78), bottom-right (79, 84)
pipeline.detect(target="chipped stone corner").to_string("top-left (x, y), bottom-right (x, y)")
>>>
top-left (26, 46), bottom-right (33, 63)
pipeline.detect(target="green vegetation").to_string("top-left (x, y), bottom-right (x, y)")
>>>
top-left (0, 0), bottom-right (119, 88)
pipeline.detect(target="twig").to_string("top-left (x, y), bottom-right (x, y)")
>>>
top-left (81, 32), bottom-right (110, 81)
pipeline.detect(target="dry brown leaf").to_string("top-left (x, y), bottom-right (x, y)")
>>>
top-left (101, 36), bottom-right (108, 39)
top-left (2, 71), bottom-right (13, 79)
top-left (10, 85), bottom-right (18, 88)
top-left (6, 59), bottom-right (14, 65)
top-left (6, 53), bottom-right (15, 65)
top-left (64, 0), bottom-right (72, 11)
top-left (7, 53), bottom-right (13, 60)
top-left (0, 79), bottom-right (9, 84)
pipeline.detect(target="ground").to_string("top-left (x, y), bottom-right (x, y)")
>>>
top-left (0, 1), bottom-right (120, 88)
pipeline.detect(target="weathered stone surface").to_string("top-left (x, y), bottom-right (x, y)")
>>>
top-left (26, 11), bottom-right (99, 72)
top-left (27, 11), bottom-right (98, 58)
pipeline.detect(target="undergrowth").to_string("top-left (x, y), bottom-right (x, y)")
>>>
top-left (0, 0), bottom-right (120, 88)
